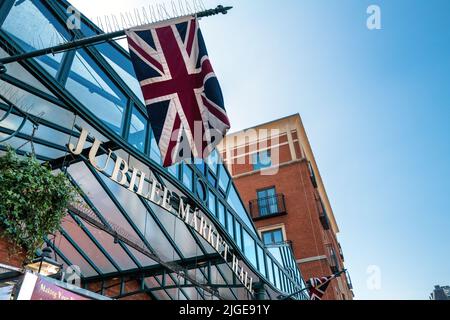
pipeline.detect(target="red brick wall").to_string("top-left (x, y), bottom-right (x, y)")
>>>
top-left (86, 278), bottom-right (152, 300)
top-left (0, 231), bottom-right (26, 268)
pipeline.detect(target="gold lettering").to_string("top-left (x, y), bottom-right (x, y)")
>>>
top-left (111, 156), bottom-right (129, 186)
top-left (162, 187), bottom-right (172, 211)
top-left (68, 128), bottom-right (88, 155)
top-left (128, 167), bottom-right (146, 195)
top-left (178, 198), bottom-right (191, 223)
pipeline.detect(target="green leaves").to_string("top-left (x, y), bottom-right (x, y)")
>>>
top-left (0, 148), bottom-right (78, 262)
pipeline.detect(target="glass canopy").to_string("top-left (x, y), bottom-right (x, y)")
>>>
top-left (0, 0), bottom-right (307, 300)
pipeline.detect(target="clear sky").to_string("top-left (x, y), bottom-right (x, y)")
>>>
top-left (70, 0), bottom-right (450, 299)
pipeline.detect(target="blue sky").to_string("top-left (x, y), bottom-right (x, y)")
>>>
top-left (71, 0), bottom-right (450, 299)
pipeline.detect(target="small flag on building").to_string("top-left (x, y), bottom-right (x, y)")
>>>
top-left (306, 273), bottom-right (338, 300)
top-left (126, 17), bottom-right (230, 167)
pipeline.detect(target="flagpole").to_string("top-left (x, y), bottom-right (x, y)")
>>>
top-left (0, 5), bottom-right (232, 75)
top-left (278, 269), bottom-right (347, 300)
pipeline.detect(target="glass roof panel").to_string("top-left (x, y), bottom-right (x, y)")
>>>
top-left (0, 110), bottom-right (25, 131)
top-left (217, 287), bottom-right (236, 300)
top-left (268, 247), bottom-right (284, 266)
top-left (97, 44), bottom-right (145, 102)
top-left (21, 121), bottom-right (73, 148)
top-left (147, 200), bottom-right (200, 259)
top-left (98, 172), bottom-right (181, 261)
top-left (227, 185), bottom-right (256, 234)
top-left (1, 0), bottom-right (69, 77)
top-left (124, 244), bottom-right (158, 268)
top-left (67, 162), bottom-right (144, 241)
top-left (78, 218), bottom-right (140, 271)
top-left (180, 286), bottom-right (200, 300)
top-left (62, 215), bottom-right (117, 274)
top-left (0, 80), bottom-right (76, 129)
top-left (53, 231), bottom-right (98, 278)
top-left (150, 289), bottom-right (171, 301)
top-left (0, 49), bottom-right (56, 97)
top-left (165, 288), bottom-right (188, 300)
top-left (5, 136), bottom-right (66, 159)
top-left (66, 49), bottom-right (127, 134)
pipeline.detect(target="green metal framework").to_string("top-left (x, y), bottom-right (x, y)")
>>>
top-left (0, 0), bottom-right (308, 300)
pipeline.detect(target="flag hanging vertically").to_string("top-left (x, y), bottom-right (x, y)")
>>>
top-left (306, 274), bottom-right (337, 300)
top-left (125, 18), bottom-right (230, 167)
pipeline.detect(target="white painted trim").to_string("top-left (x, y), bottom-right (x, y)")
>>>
top-left (231, 158), bottom-right (307, 179)
top-left (224, 139), bottom-right (300, 162)
top-left (17, 272), bottom-right (38, 300)
top-left (296, 255), bottom-right (327, 264)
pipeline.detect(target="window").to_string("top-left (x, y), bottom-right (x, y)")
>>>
top-left (252, 150), bottom-right (271, 171)
top-left (267, 259), bottom-right (274, 284)
top-left (257, 245), bottom-right (266, 277)
top-left (308, 161), bottom-right (318, 188)
top-left (182, 164), bottom-right (193, 191)
top-left (227, 186), bottom-right (255, 233)
top-left (257, 187), bottom-right (278, 216)
top-left (128, 106), bottom-right (146, 152)
top-left (206, 149), bottom-right (219, 175)
top-left (218, 165), bottom-right (230, 192)
top-left (217, 201), bottom-right (225, 227)
top-left (209, 191), bottom-right (217, 217)
top-left (226, 211), bottom-right (234, 238)
top-left (195, 162), bottom-right (205, 175)
top-left (207, 169), bottom-right (217, 187)
top-left (261, 228), bottom-right (284, 245)
top-left (149, 131), bottom-right (162, 164)
top-left (196, 179), bottom-right (206, 202)
top-left (234, 220), bottom-right (242, 249)
top-left (167, 164), bottom-right (179, 178)
top-left (273, 264), bottom-right (280, 288)
top-left (243, 230), bottom-right (257, 269)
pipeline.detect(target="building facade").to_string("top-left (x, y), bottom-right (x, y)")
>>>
top-left (0, 0), bottom-right (307, 300)
top-left (218, 114), bottom-right (354, 300)
top-left (430, 285), bottom-right (450, 300)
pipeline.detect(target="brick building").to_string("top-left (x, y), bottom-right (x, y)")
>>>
top-left (218, 114), bottom-right (354, 300)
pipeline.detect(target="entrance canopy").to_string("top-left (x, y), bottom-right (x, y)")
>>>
top-left (0, 0), bottom-right (307, 300)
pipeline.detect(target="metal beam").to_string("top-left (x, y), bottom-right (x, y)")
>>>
top-left (83, 252), bottom-right (224, 284)
top-left (0, 270), bottom-right (21, 282)
top-left (0, 5), bottom-right (233, 67)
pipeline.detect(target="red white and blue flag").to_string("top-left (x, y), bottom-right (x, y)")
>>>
top-left (126, 18), bottom-right (230, 167)
top-left (306, 274), bottom-right (337, 300)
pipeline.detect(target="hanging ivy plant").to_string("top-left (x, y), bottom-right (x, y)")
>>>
top-left (0, 147), bottom-right (78, 262)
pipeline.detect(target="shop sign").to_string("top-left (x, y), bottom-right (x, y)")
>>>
top-left (68, 128), bottom-right (254, 293)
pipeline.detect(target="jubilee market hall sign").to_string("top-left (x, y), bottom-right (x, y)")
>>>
top-left (68, 128), bottom-right (254, 293)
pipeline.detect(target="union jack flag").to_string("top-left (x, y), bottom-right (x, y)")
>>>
top-left (126, 18), bottom-right (230, 167)
top-left (306, 274), bottom-right (337, 300)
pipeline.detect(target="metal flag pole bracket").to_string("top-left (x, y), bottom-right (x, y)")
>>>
top-left (0, 5), bottom-right (232, 75)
